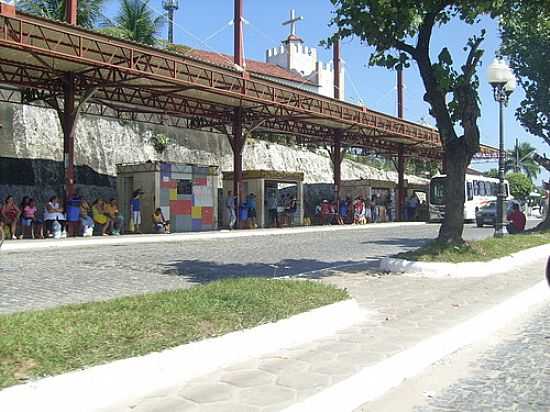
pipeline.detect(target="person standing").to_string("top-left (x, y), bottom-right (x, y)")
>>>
top-left (247, 193), bottom-right (257, 229)
top-left (1, 195), bottom-right (21, 240)
top-left (406, 194), bottom-right (419, 221)
top-left (226, 190), bottom-right (236, 230)
top-left (267, 193), bottom-right (279, 228)
top-left (66, 191), bottom-right (82, 237)
top-left (130, 189), bottom-right (143, 234)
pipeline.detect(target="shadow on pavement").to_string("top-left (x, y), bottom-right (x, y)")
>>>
top-left (161, 258), bottom-right (380, 284)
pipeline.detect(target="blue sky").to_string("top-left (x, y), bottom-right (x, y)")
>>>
top-left (104, 0), bottom-right (548, 184)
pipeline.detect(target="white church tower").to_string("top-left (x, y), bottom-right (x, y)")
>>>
top-left (265, 9), bottom-right (345, 100)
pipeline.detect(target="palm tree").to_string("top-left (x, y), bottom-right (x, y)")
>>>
top-left (102, 0), bottom-right (165, 46)
top-left (17, 0), bottom-right (104, 29)
top-left (505, 140), bottom-right (541, 181)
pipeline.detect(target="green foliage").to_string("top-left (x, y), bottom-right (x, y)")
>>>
top-left (506, 172), bottom-right (534, 199)
top-left (150, 133), bottom-right (170, 154)
top-left (500, 1), bottom-right (550, 147)
top-left (17, 0), bottom-right (105, 29)
top-left (101, 0), bottom-right (165, 46)
top-left (505, 141), bottom-right (540, 181)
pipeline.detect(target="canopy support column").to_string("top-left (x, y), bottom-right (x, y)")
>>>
top-left (397, 146), bottom-right (406, 221)
top-left (329, 132), bottom-right (344, 209)
top-left (66, 0), bottom-right (78, 26)
top-left (230, 107), bottom-right (245, 225)
top-left (61, 73), bottom-right (77, 199)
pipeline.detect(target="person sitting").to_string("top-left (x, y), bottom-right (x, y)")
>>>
top-left (44, 195), bottom-right (65, 238)
top-left (506, 203), bottom-right (526, 234)
top-left (80, 200), bottom-right (94, 237)
top-left (92, 199), bottom-right (111, 236)
top-left (1, 195), bottom-right (21, 240)
top-left (104, 198), bottom-right (124, 235)
top-left (152, 208), bottom-right (170, 233)
top-left (22, 198), bottom-right (43, 239)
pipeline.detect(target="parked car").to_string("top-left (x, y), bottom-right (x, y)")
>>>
top-left (475, 200), bottom-right (519, 227)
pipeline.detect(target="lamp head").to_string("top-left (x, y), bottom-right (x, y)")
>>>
top-left (487, 58), bottom-right (509, 87)
top-left (504, 68), bottom-right (517, 95)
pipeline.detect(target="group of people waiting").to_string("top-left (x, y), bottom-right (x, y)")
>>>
top-left (225, 191), bottom-right (298, 230)
top-left (317, 194), bottom-right (392, 225)
top-left (0, 193), bottom-right (125, 241)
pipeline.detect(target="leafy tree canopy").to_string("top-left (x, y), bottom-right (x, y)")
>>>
top-left (505, 141), bottom-right (540, 181)
top-left (17, 0), bottom-right (105, 29)
top-left (500, 1), bottom-right (550, 148)
top-left (506, 172), bottom-right (534, 200)
top-left (101, 0), bottom-right (164, 46)
top-left (328, 0), bottom-right (510, 243)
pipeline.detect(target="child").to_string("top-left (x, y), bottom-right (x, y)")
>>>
top-left (152, 208), bottom-right (170, 234)
top-left (130, 189), bottom-right (144, 234)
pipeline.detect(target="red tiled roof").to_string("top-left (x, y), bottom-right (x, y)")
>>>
top-left (187, 49), bottom-right (317, 86)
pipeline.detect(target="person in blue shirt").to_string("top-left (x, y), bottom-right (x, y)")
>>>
top-left (66, 191), bottom-right (81, 237)
top-left (247, 193), bottom-right (257, 229)
top-left (130, 189), bottom-right (144, 234)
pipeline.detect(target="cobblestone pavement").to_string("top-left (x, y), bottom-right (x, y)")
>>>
top-left (0, 223), bottom-right (510, 313)
top-left (415, 303), bottom-right (550, 412)
top-left (102, 257), bottom-right (548, 412)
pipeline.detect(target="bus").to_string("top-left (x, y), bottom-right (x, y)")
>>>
top-left (429, 173), bottom-right (510, 222)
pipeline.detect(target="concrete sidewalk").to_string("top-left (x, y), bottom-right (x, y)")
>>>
top-left (0, 221), bottom-right (426, 253)
top-left (103, 256), bottom-right (549, 412)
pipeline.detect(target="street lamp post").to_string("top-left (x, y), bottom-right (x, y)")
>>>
top-left (487, 58), bottom-right (516, 238)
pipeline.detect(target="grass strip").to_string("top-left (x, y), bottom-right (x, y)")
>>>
top-left (397, 231), bottom-right (550, 263)
top-left (0, 278), bottom-right (348, 389)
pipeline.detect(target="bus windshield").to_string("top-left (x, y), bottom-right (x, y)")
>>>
top-left (430, 177), bottom-right (446, 205)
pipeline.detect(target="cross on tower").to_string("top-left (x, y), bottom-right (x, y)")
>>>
top-left (282, 9), bottom-right (303, 37)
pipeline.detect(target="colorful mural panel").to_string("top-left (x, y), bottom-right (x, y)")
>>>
top-left (159, 163), bottom-right (215, 232)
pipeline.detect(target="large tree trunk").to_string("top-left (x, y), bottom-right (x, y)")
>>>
top-left (533, 154), bottom-right (550, 230)
top-left (438, 142), bottom-right (468, 243)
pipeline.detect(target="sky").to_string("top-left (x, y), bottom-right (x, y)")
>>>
top-left (104, 0), bottom-right (549, 185)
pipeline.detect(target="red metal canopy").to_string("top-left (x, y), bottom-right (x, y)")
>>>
top-left (0, 10), bottom-right (443, 157)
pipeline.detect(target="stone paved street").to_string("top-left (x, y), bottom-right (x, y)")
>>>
top-left (0, 223), bottom-right (515, 313)
top-left (102, 255), bottom-right (547, 412)
top-left (414, 303), bottom-right (550, 412)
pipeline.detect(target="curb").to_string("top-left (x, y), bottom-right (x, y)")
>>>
top-left (0, 299), bottom-right (366, 412)
top-left (0, 222), bottom-right (427, 253)
top-left (284, 280), bottom-right (550, 412)
top-left (380, 244), bottom-right (550, 278)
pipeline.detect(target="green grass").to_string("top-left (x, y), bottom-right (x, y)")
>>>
top-left (397, 231), bottom-right (550, 263)
top-left (0, 278), bottom-right (348, 389)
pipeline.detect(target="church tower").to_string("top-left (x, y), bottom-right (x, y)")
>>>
top-left (265, 9), bottom-right (345, 100)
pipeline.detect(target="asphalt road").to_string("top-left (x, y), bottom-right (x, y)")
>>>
top-left (0, 222), bottom-right (538, 313)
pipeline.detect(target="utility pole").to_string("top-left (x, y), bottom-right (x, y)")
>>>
top-left (396, 66), bottom-right (406, 221)
top-left (515, 138), bottom-right (520, 173)
top-left (163, 0), bottom-right (179, 44)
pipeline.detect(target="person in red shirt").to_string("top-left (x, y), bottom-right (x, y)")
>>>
top-left (506, 203), bottom-right (526, 234)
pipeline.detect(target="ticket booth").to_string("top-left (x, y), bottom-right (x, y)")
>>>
top-left (222, 170), bottom-right (304, 228)
top-left (117, 162), bottom-right (219, 233)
